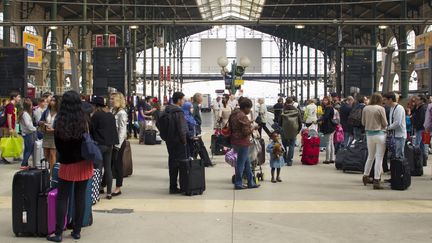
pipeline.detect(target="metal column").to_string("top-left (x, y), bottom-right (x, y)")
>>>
top-left (158, 45), bottom-right (161, 102)
top-left (151, 26), bottom-right (155, 97)
top-left (168, 29), bottom-right (172, 97)
top-left (399, 0), bottom-right (408, 98)
top-left (180, 38), bottom-right (184, 91)
top-left (315, 40), bottom-right (318, 99)
top-left (3, 0), bottom-right (11, 47)
top-left (324, 26), bottom-right (328, 95)
top-left (300, 44), bottom-right (304, 104)
top-left (279, 38), bottom-right (283, 95)
top-left (143, 29), bottom-right (147, 96)
top-left (50, 0), bottom-right (58, 93)
top-left (295, 41), bottom-right (298, 99)
top-left (307, 45), bottom-right (310, 101)
top-left (290, 39), bottom-right (294, 96)
top-left (81, 0), bottom-right (87, 94)
top-left (163, 27), bottom-right (167, 99)
top-left (286, 40), bottom-right (290, 96)
top-left (105, 0), bottom-right (109, 46)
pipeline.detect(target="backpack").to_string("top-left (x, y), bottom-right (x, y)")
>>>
top-left (280, 110), bottom-right (300, 139)
top-left (156, 109), bottom-right (176, 142)
top-left (348, 105), bottom-right (363, 127)
top-left (0, 112), bottom-right (5, 127)
top-left (334, 124), bottom-right (344, 143)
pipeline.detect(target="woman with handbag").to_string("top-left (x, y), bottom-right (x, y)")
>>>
top-left (47, 91), bottom-right (93, 242)
top-left (230, 98), bottom-right (260, 190)
top-left (318, 96), bottom-right (336, 164)
top-left (110, 92), bottom-right (128, 197)
top-left (361, 93), bottom-right (388, 190)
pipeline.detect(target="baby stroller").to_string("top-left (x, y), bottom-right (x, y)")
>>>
top-left (230, 136), bottom-right (265, 184)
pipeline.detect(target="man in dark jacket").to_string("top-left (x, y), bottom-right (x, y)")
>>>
top-left (412, 95), bottom-right (428, 158)
top-left (163, 92), bottom-right (189, 194)
top-left (339, 96), bottom-right (354, 146)
top-left (278, 97), bottom-right (302, 165)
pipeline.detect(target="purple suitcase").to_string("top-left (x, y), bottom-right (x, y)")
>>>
top-left (47, 188), bottom-right (67, 235)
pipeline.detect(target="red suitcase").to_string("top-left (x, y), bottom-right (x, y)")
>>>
top-left (301, 133), bottom-right (320, 165)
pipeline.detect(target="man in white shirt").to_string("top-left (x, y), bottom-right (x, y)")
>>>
top-left (384, 92), bottom-right (406, 158)
top-left (212, 97), bottom-right (222, 127)
top-left (33, 97), bottom-right (47, 124)
top-left (228, 95), bottom-right (238, 110)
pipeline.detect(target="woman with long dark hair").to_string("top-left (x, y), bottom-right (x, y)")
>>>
top-left (318, 96), bottom-right (336, 164)
top-left (40, 95), bottom-right (61, 171)
top-left (19, 98), bottom-right (37, 170)
top-left (47, 91), bottom-right (93, 242)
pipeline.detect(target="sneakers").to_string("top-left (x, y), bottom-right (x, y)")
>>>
top-left (362, 175), bottom-right (373, 186)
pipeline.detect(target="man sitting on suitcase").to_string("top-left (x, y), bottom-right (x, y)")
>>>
top-left (157, 92), bottom-right (189, 194)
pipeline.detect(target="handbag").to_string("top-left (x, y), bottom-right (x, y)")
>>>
top-left (224, 149), bottom-right (237, 167)
top-left (81, 133), bottom-right (103, 167)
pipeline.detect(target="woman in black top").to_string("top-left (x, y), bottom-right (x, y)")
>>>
top-left (90, 97), bottom-right (119, 200)
top-left (47, 91), bottom-right (92, 242)
top-left (318, 96), bottom-right (336, 164)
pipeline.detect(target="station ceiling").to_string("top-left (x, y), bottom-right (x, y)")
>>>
top-left (28, 0), bottom-right (428, 52)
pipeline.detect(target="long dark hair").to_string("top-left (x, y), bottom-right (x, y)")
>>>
top-left (19, 97), bottom-right (33, 122)
top-left (55, 91), bottom-right (88, 140)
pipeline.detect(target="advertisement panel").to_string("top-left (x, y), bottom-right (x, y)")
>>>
top-left (415, 31), bottom-right (432, 70)
top-left (23, 32), bottom-right (42, 69)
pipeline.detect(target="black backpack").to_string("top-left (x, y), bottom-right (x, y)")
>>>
top-left (348, 105), bottom-right (363, 127)
top-left (156, 109), bottom-right (176, 142)
top-left (0, 112), bottom-right (6, 127)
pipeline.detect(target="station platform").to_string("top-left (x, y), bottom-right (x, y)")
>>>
top-left (1, 113), bottom-right (432, 243)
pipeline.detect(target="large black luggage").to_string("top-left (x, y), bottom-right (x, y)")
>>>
top-left (390, 158), bottom-right (411, 190)
top-left (12, 168), bottom-right (50, 237)
top-left (179, 158), bottom-right (206, 196)
top-left (404, 142), bottom-right (423, 176)
top-left (340, 139), bottom-right (368, 173)
top-left (144, 130), bottom-right (157, 145)
top-left (210, 134), bottom-right (225, 156)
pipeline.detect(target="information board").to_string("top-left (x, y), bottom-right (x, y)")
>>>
top-left (343, 47), bottom-right (375, 96)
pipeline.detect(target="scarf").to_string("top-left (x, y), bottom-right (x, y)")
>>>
top-left (182, 102), bottom-right (197, 126)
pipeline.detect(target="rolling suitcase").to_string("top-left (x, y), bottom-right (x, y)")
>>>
top-left (91, 168), bottom-right (102, 205)
top-left (390, 158), bottom-right (411, 190)
top-left (144, 130), bottom-right (157, 145)
top-left (36, 188), bottom-right (67, 236)
top-left (32, 139), bottom-right (44, 167)
top-left (12, 168), bottom-right (50, 237)
top-left (210, 134), bottom-right (225, 156)
top-left (179, 158), bottom-right (206, 196)
top-left (404, 142), bottom-right (423, 176)
top-left (301, 133), bottom-right (320, 165)
top-left (122, 141), bottom-right (133, 177)
top-left (342, 139), bottom-right (368, 173)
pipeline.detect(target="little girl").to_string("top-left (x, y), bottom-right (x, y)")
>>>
top-left (266, 132), bottom-right (285, 183)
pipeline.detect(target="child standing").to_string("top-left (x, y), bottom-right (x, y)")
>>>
top-left (267, 132), bottom-right (285, 183)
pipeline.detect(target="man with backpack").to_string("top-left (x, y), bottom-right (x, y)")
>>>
top-left (348, 95), bottom-right (366, 141)
top-left (157, 92), bottom-right (189, 194)
top-left (278, 97), bottom-right (302, 166)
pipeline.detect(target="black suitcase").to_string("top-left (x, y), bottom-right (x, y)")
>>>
top-left (390, 158), bottom-right (411, 190)
top-left (335, 149), bottom-right (347, 170)
top-left (179, 158), bottom-right (206, 196)
top-left (341, 139), bottom-right (368, 173)
top-left (144, 130), bottom-right (157, 145)
top-left (210, 134), bottom-right (224, 156)
top-left (404, 142), bottom-right (423, 176)
top-left (12, 168), bottom-right (50, 237)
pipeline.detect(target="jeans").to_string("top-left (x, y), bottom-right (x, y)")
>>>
top-left (282, 138), bottom-right (296, 164)
top-left (394, 137), bottom-right (406, 159)
top-left (233, 145), bottom-right (256, 188)
top-left (98, 145), bottom-right (113, 194)
top-left (343, 132), bottom-right (352, 147)
top-left (324, 132), bottom-right (335, 161)
top-left (167, 142), bottom-right (187, 190)
top-left (415, 130), bottom-right (428, 156)
top-left (56, 179), bottom-right (89, 235)
top-left (364, 134), bottom-right (386, 180)
top-left (22, 133), bottom-right (35, 166)
top-left (112, 142), bottom-right (126, 188)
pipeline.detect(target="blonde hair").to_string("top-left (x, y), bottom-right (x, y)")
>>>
top-left (111, 92), bottom-right (126, 109)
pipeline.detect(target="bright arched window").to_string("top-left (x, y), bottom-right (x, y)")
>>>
top-left (65, 38), bottom-right (73, 47)
top-left (377, 43), bottom-right (383, 62)
top-left (407, 30), bottom-right (415, 53)
top-left (393, 74), bottom-right (400, 91)
top-left (389, 37), bottom-right (398, 57)
top-left (409, 71), bottom-right (418, 91)
top-left (0, 12), bottom-right (18, 43)
top-left (425, 25), bottom-right (432, 33)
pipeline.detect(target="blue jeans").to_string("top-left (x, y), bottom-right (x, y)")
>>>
top-left (282, 138), bottom-right (296, 165)
top-left (415, 130), bottom-right (428, 156)
top-left (394, 137), bottom-right (406, 159)
top-left (22, 133), bottom-right (35, 166)
top-left (233, 145), bottom-right (255, 188)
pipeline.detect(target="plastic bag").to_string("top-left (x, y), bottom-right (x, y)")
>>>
top-left (225, 149), bottom-right (237, 167)
top-left (0, 136), bottom-right (24, 158)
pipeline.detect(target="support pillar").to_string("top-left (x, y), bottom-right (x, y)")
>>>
top-left (50, 0), bottom-right (58, 93)
top-left (143, 29), bottom-right (147, 96)
top-left (279, 38), bottom-right (283, 95)
top-left (104, 0), bottom-right (109, 46)
top-left (300, 44), bottom-right (304, 104)
top-left (180, 39), bottom-right (184, 91)
top-left (290, 39), bottom-right (294, 96)
top-left (399, 0), bottom-right (408, 98)
top-left (151, 26), bottom-right (155, 97)
top-left (3, 0), bottom-right (11, 47)
top-left (307, 45), bottom-right (310, 101)
top-left (163, 27), bottom-right (167, 99)
top-left (158, 45), bottom-right (161, 102)
top-left (315, 39), bottom-right (318, 99)
top-left (295, 42), bottom-right (298, 99)
top-left (286, 40), bottom-right (290, 96)
top-left (324, 26), bottom-right (328, 95)
top-left (81, 0), bottom-right (87, 94)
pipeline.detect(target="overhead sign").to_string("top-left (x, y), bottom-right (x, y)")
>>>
top-left (166, 66), bottom-right (171, 81)
top-left (109, 34), bottom-right (117, 47)
top-left (415, 31), bottom-right (432, 70)
top-left (23, 32), bottom-right (42, 69)
top-left (95, 34), bottom-right (104, 47)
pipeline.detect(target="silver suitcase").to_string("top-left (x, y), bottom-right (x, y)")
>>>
top-left (32, 139), bottom-right (44, 167)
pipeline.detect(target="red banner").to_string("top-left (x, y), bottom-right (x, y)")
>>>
top-left (166, 66), bottom-right (171, 81)
top-left (159, 66), bottom-right (164, 81)
top-left (95, 35), bottom-right (103, 47)
top-left (109, 34), bottom-right (117, 47)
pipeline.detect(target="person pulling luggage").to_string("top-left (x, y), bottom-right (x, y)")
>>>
top-left (383, 92), bottom-right (406, 159)
top-left (47, 91), bottom-right (93, 242)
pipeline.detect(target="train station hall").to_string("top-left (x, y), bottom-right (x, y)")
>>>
top-left (0, 0), bottom-right (432, 242)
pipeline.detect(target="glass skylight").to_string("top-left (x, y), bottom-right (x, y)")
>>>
top-left (196, 0), bottom-right (265, 20)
